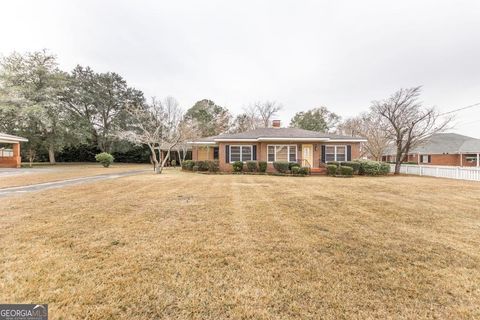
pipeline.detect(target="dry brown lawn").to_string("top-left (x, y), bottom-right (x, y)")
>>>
top-left (1, 169), bottom-right (480, 319)
top-left (0, 163), bottom-right (150, 188)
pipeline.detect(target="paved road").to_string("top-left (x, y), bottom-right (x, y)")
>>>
top-left (0, 169), bottom-right (149, 197)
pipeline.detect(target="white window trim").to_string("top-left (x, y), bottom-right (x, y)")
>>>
top-left (229, 145), bottom-right (253, 163)
top-left (267, 144), bottom-right (298, 163)
top-left (325, 145), bottom-right (347, 162)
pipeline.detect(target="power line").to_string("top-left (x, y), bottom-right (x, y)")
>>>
top-left (440, 102), bottom-right (480, 115)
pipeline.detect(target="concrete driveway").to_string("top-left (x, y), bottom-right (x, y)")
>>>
top-left (0, 169), bottom-right (148, 197)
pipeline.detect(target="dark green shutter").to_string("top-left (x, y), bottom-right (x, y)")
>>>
top-left (347, 145), bottom-right (352, 161)
top-left (225, 145), bottom-right (230, 163)
top-left (252, 145), bottom-right (257, 160)
top-left (428, 155), bottom-right (431, 163)
top-left (321, 145), bottom-right (326, 163)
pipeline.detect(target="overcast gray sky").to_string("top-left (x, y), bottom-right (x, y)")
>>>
top-left (2, 0), bottom-right (480, 137)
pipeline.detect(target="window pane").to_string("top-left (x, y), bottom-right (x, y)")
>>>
top-left (268, 146), bottom-right (275, 162)
top-left (230, 146), bottom-right (240, 162)
top-left (276, 146), bottom-right (288, 162)
top-left (325, 146), bottom-right (335, 162)
top-left (289, 146), bottom-right (296, 162)
top-left (241, 146), bottom-right (252, 161)
top-left (336, 146), bottom-right (346, 161)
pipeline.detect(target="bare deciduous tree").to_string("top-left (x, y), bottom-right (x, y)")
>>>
top-left (253, 101), bottom-right (282, 128)
top-left (337, 112), bottom-right (390, 160)
top-left (121, 96), bottom-right (183, 174)
top-left (372, 86), bottom-right (452, 174)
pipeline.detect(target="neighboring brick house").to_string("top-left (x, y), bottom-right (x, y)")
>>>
top-left (382, 133), bottom-right (480, 167)
top-left (0, 133), bottom-right (28, 168)
top-left (189, 125), bottom-right (366, 173)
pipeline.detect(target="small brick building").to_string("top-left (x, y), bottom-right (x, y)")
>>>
top-left (0, 133), bottom-right (28, 168)
top-left (383, 133), bottom-right (480, 167)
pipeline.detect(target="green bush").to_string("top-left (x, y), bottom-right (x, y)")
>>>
top-left (182, 160), bottom-right (195, 170)
top-left (328, 161), bottom-right (340, 167)
top-left (171, 159), bottom-right (177, 167)
top-left (192, 165), bottom-right (199, 172)
top-left (195, 161), bottom-right (209, 171)
top-left (341, 161), bottom-right (360, 174)
top-left (292, 166), bottom-right (310, 175)
top-left (273, 161), bottom-right (290, 173)
top-left (326, 164), bottom-right (337, 176)
top-left (95, 152), bottom-right (114, 167)
top-left (338, 165), bottom-right (354, 176)
top-left (299, 167), bottom-right (310, 175)
top-left (246, 161), bottom-right (258, 172)
top-left (232, 161), bottom-right (243, 172)
top-left (258, 161), bottom-right (267, 173)
top-left (356, 160), bottom-right (390, 176)
top-left (379, 162), bottom-right (391, 175)
top-left (289, 162), bottom-right (300, 170)
top-left (207, 160), bottom-right (220, 173)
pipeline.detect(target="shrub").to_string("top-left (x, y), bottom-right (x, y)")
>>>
top-left (182, 160), bottom-right (194, 171)
top-left (196, 161), bottom-right (209, 171)
top-left (289, 162), bottom-right (300, 170)
top-left (338, 165), bottom-right (354, 176)
top-left (258, 161), bottom-right (267, 173)
top-left (246, 161), bottom-right (258, 172)
top-left (207, 160), bottom-right (220, 173)
top-left (273, 161), bottom-right (290, 173)
top-left (232, 161), bottom-right (243, 172)
top-left (292, 166), bottom-right (310, 175)
top-left (299, 167), bottom-right (310, 175)
top-left (379, 162), bottom-right (391, 175)
top-left (341, 161), bottom-right (360, 174)
top-left (171, 159), bottom-right (177, 167)
top-left (192, 165), bottom-right (199, 172)
top-left (328, 161), bottom-right (340, 167)
top-left (95, 152), bottom-right (114, 167)
top-left (356, 160), bottom-right (390, 176)
top-left (326, 164), bottom-right (337, 176)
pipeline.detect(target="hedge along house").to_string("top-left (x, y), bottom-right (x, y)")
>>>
top-left (0, 133), bottom-right (28, 168)
top-left (382, 133), bottom-right (480, 167)
top-left (189, 124), bottom-right (366, 173)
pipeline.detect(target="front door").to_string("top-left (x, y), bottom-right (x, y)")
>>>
top-left (302, 144), bottom-right (313, 167)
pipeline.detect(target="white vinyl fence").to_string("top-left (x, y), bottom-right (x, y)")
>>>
top-left (390, 164), bottom-right (480, 182)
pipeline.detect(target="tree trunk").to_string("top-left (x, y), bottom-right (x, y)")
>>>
top-left (28, 149), bottom-right (36, 168)
top-left (394, 143), bottom-right (402, 175)
top-left (48, 145), bottom-right (56, 164)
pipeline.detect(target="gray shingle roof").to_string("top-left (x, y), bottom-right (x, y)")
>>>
top-left (384, 133), bottom-right (480, 155)
top-left (190, 128), bottom-right (365, 143)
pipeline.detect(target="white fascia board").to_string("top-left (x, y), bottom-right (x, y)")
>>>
top-left (257, 137), bottom-right (330, 142)
top-left (214, 138), bottom-right (258, 142)
top-left (0, 137), bottom-right (28, 143)
top-left (187, 141), bottom-right (217, 145)
top-left (328, 139), bottom-right (367, 142)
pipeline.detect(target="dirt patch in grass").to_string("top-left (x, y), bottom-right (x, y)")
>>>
top-left (0, 171), bottom-right (479, 319)
top-left (0, 163), bottom-right (151, 188)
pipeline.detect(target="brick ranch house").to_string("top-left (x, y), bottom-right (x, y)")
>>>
top-left (0, 133), bottom-right (28, 168)
top-left (382, 133), bottom-right (480, 167)
top-left (189, 126), bottom-right (366, 173)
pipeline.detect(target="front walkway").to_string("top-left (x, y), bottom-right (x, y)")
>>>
top-left (0, 169), bottom-right (148, 197)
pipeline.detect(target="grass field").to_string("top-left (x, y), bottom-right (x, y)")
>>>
top-left (1, 168), bottom-right (479, 319)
